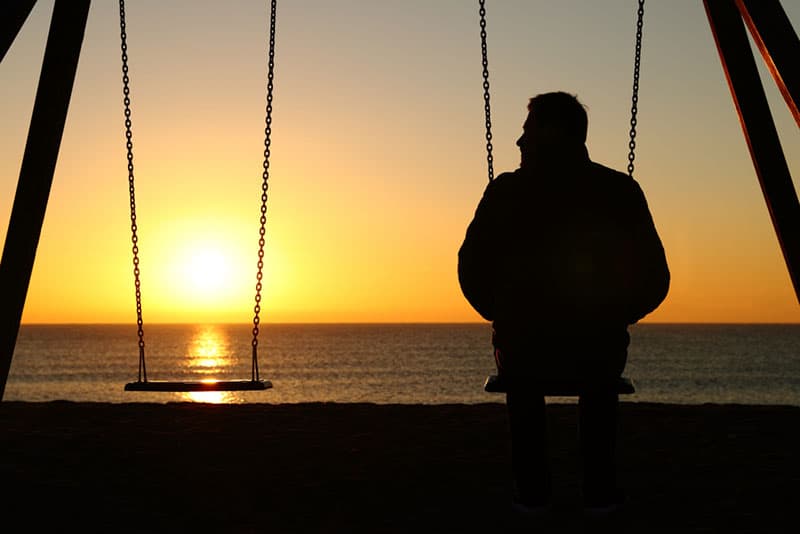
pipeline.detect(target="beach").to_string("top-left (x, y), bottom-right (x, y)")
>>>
top-left (0, 401), bottom-right (797, 532)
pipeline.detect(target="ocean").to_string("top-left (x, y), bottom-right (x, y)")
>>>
top-left (4, 323), bottom-right (799, 405)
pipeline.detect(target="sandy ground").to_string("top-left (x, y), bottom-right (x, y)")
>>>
top-left (0, 401), bottom-right (798, 533)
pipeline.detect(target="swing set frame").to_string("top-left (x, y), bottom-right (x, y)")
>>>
top-left (0, 0), bottom-right (798, 401)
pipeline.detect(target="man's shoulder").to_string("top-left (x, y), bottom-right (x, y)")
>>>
top-left (495, 170), bottom-right (521, 181)
top-left (484, 169), bottom-right (525, 196)
top-left (588, 161), bottom-right (643, 195)
top-left (493, 169), bottom-right (524, 185)
top-left (589, 161), bottom-right (632, 182)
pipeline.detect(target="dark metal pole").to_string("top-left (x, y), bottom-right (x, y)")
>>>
top-left (737, 0), bottom-right (800, 127)
top-left (704, 0), bottom-right (800, 304)
top-left (0, 0), bottom-right (37, 64)
top-left (0, 0), bottom-right (91, 401)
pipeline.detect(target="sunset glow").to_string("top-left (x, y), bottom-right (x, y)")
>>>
top-left (1, 1), bottom-right (798, 324)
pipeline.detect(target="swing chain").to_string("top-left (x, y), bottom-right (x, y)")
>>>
top-left (251, 0), bottom-right (277, 381)
top-left (478, 0), bottom-right (494, 183)
top-left (627, 0), bottom-right (645, 178)
top-left (119, 0), bottom-right (146, 382)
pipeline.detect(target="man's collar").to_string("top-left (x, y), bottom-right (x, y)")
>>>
top-left (521, 144), bottom-right (589, 171)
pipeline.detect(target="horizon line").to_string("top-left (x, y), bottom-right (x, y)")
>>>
top-left (18, 321), bottom-right (800, 326)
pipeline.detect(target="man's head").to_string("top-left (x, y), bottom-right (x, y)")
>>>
top-left (517, 92), bottom-right (588, 167)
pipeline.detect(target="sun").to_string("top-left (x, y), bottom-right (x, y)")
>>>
top-left (145, 222), bottom-right (263, 318)
top-left (185, 248), bottom-right (232, 297)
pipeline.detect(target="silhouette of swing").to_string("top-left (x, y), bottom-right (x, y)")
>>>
top-left (121, 0), bottom-right (276, 392)
top-left (124, 1), bottom-right (643, 395)
top-left (477, 0), bottom-right (643, 396)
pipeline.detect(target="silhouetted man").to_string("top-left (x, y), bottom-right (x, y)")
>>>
top-left (458, 92), bottom-right (669, 514)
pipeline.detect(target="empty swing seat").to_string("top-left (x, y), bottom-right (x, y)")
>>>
top-left (484, 374), bottom-right (635, 395)
top-left (117, 0), bottom-right (277, 396)
top-left (124, 379), bottom-right (272, 392)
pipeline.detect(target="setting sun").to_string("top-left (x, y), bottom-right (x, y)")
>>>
top-left (160, 237), bottom-right (245, 306)
top-left (186, 249), bottom-right (231, 296)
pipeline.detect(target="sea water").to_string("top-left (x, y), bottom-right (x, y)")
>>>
top-left (4, 323), bottom-right (799, 405)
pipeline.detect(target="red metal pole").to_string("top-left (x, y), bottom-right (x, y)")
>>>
top-left (736, 0), bottom-right (800, 127)
top-left (704, 0), bottom-right (800, 304)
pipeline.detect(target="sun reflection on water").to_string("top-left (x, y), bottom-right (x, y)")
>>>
top-left (179, 327), bottom-right (231, 403)
top-left (172, 326), bottom-right (254, 403)
top-left (183, 390), bottom-right (240, 404)
top-left (186, 326), bottom-right (230, 375)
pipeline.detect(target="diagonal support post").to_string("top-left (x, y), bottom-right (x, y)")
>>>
top-left (0, 0), bottom-right (91, 401)
top-left (736, 0), bottom-right (800, 127)
top-left (703, 0), bottom-right (800, 304)
top-left (0, 0), bottom-right (37, 64)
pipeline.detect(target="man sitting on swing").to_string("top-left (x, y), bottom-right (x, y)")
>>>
top-left (458, 91), bottom-right (669, 512)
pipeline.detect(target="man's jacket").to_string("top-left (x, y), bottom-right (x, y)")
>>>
top-left (458, 147), bottom-right (669, 371)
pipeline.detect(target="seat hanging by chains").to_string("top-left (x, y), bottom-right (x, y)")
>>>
top-left (479, 0), bottom-right (645, 396)
top-left (121, 0), bottom-right (277, 393)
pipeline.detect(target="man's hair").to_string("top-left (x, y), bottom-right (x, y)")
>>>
top-left (527, 92), bottom-right (588, 145)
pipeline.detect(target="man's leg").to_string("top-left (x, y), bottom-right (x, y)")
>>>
top-left (578, 391), bottom-right (619, 502)
top-left (506, 389), bottom-right (550, 504)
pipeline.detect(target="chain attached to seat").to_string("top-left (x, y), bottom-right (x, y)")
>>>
top-left (627, 0), bottom-right (646, 178)
top-left (478, 0), bottom-right (494, 183)
top-left (119, 0), bottom-right (146, 382)
top-left (251, 0), bottom-right (278, 382)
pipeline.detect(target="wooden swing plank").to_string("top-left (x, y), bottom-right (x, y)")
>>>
top-left (125, 380), bottom-right (272, 392)
top-left (484, 375), bottom-right (635, 396)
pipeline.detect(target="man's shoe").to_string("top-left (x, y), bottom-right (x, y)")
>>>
top-left (583, 489), bottom-right (626, 518)
top-left (511, 498), bottom-right (551, 519)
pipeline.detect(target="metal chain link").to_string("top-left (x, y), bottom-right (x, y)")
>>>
top-left (478, 0), bottom-right (494, 183)
top-left (119, 0), bottom-right (146, 383)
top-left (627, 0), bottom-right (645, 178)
top-left (251, 0), bottom-right (277, 381)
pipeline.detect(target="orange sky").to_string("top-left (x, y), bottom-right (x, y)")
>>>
top-left (1, 1), bottom-right (798, 324)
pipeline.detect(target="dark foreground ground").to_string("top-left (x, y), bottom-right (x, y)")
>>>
top-left (0, 401), bottom-right (798, 533)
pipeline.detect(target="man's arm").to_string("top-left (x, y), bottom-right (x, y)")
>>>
top-left (458, 183), bottom-right (497, 321)
top-left (626, 180), bottom-right (670, 323)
